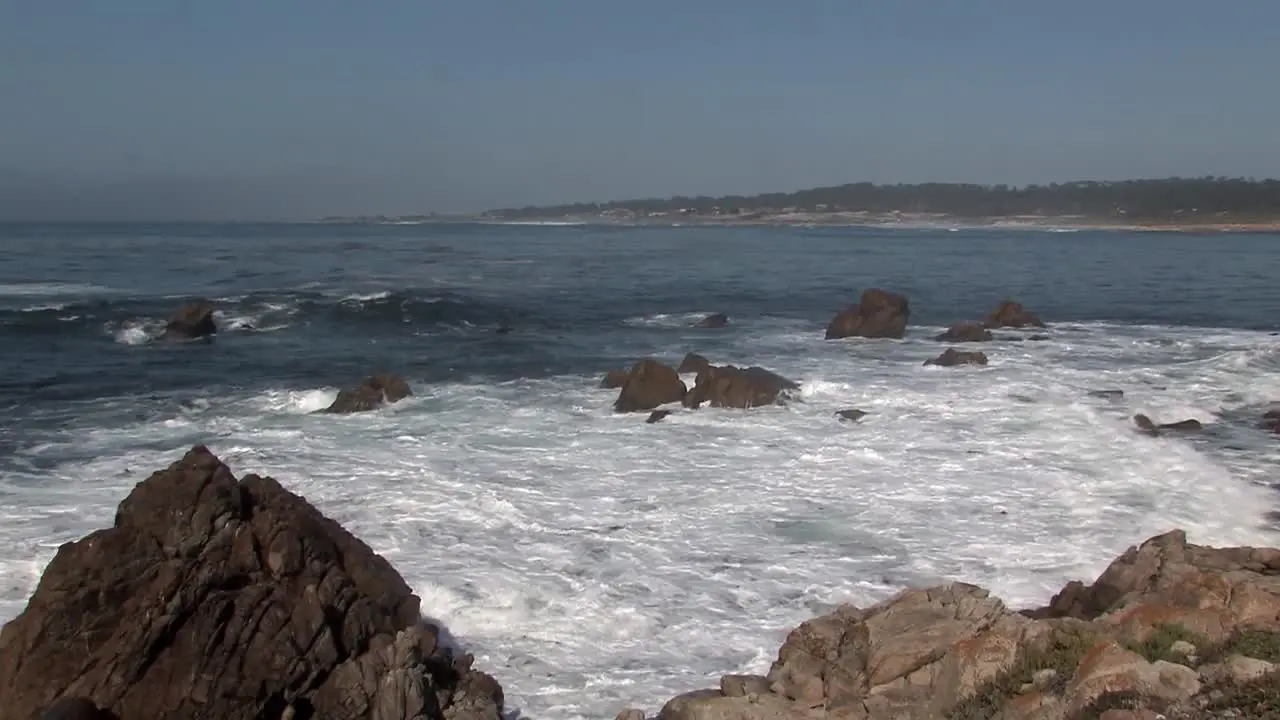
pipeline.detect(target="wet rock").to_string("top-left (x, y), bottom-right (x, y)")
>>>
top-left (925, 348), bottom-right (989, 367)
top-left (0, 446), bottom-right (504, 720)
top-left (324, 373), bottom-right (413, 413)
top-left (1133, 413), bottom-right (1159, 435)
top-left (694, 313), bottom-right (729, 329)
top-left (986, 300), bottom-right (1047, 329)
top-left (600, 369), bottom-right (630, 389)
top-left (1133, 414), bottom-right (1204, 436)
top-left (935, 321), bottom-right (993, 343)
top-left (1028, 334), bottom-right (1051, 341)
top-left (677, 353), bottom-right (712, 375)
top-left (1089, 390), bottom-right (1125, 400)
top-left (161, 301), bottom-right (217, 341)
top-left (614, 359), bottom-right (686, 413)
top-left (646, 409), bottom-right (672, 424)
top-left (683, 364), bottom-right (798, 409)
top-left (824, 288), bottom-right (910, 340)
top-left (1159, 418), bottom-right (1203, 432)
top-left (1262, 409), bottom-right (1280, 434)
top-left (37, 697), bottom-right (112, 720)
top-left (835, 409), bottom-right (867, 422)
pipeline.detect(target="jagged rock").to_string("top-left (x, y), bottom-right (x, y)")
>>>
top-left (986, 300), bottom-right (1046, 329)
top-left (0, 447), bottom-right (503, 720)
top-left (677, 353), bottom-right (712, 375)
top-left (824, 289), bottom-right (910, 340)
top-left (925, 349), bottom-right (989, 367)
top-left (614, 359), bottom-right (687, 412)
top-left (324, 373), bottom-right (412, 413)
top-left (161, 301), bottom-right (217, 341)
top-left (694, 313), bottom-right (729, 329)
top-left (936, 321), bottom-right (993, 343)
top-left (1199, 654), bottom-right (1276, 685)
top-left (1060, 642), bottom-right (1200, 718)
top-left (683, 365), bottom-right (798, 410)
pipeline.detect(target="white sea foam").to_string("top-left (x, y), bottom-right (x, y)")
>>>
top-left (106, 317), bottom-right (165, 345)
top-left (2, 321), bottom-right (1279, 720)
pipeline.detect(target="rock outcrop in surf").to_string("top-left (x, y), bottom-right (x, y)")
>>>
top-left (323, 374), bottom-right (413, 414)
top-left (683, 363), bottom-right (799, 409)
top-left (0, 446), bottom-right (503, 720)
top-left (629, 530), bottom-right (1280, 720)
top-left (926, 348), bottom-right (989, 367)
top-left (161, 301), bottom-right (217, 341)
top-left (824, 289), bottom-right (910, 340)
top-left (935, 321), bottom-right (993, 343)
top-left (693, 313), bottom-right (729, 329)
top-left (613, 358), bottom-right (687, 412)
top-left (986, 300), bottom-right (1047, 329)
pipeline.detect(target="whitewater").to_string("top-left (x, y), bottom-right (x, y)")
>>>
top-left (1, 222), bottom-right (1278, 720)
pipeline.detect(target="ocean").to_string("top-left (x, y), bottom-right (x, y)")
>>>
top-left (1, 221), bottom-right (1279, 719)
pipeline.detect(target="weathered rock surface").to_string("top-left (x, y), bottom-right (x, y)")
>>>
top-left (925, 349), bottom-right (989, 367)
top-left (601, 369), bottom-right (631, 389)
top-left (161, 301), bottom-right (217, 341)
top-left (637, 530), bottom-right (1280, 720)
top-left (935, 322), bottom-right (993, 343)
top-left (986, 300), bottom-right (1047, 329)
top-left (683, 364), bottom-right (799, 410)
top-left (324, 373), bottom-right (413, 414)
top-left (694, 313), bottom-right (729, 329)
top-left (824, 289), bottom-right (910, 340)
top-left (614, 358), bottom-right (687, 412)
top-left (0, 446), bottom-right (503, 720)
top-left (677, 353), bottom-right (712, 375)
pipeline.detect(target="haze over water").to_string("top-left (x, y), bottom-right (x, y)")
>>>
top-left (1, 222), bottom-right (1279, 719)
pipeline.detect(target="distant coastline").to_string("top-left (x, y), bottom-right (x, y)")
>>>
top-left (319, 176), bottom-right (1280, 233)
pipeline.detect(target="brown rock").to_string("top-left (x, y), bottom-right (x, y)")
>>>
top-left (824, 289), bottom-right (910, 340)
top-left (1062, 641), bottom-right (1200, 717)
top-left (683, 365), bottom-right (798, 410)
top-left (161, 301), bottom-right (217, 341)
top-left (601, 369), bottom-right (630, 389)
top-left (615, 359), bottom-right (687, 412)
top-left (986, 300), bottom-right (1047, 329)
top-left (1263, 409), bottom-right (1280, 434)
top-left (925, 349), bottom-right (989, 367)
top-left (646, 409), bottom-right (672, 424)
top-left (324, 373), bottom-right (413, 413)
top-left (694, 313), bottom-right (729, 329)
top-left (835, 409), bottom-right (867, 423)
top-left (677, 353), bottom-right (712, 375)
top-left (0, 446), bottom-right (503, 720)
top-left (935, 321), bottom-right (993, 343)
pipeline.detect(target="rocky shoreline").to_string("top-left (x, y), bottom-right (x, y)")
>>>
top-left (3, 448), bottom-right (1279, 720)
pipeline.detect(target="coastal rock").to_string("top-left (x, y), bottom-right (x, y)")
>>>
top-left (936, 321), bottom-right (993, 343)
top-left (1262, 409), bottom-right (1280, 434)
top-left (601, 369), bottom-right (631, 389)
top-left (683, 364), bottom-right (798, 409)
top-left (614, 358), bottom-right (687, 412)
top-left (636, 529), bottom-right (1280, 719)
top-left (0, 446), bottom-right (503, 720)
top-left (835, 409), bottom-right (867, 423)
top-left (925, 349), bottom-right (989, 367)
top-left (824, 288), bottom-right (910, 340)
top-left (694, 313), bottom-right (729, 329)
top-left (324, 373), bottom-right (413, 413)
top-left (646, 409), bottom-right (672, 424)
top-left (677, 353), bottom-right (712, 375)
top-left (986, 300), bottom-right (1047, 329)
top-left (1089, 390), bottom-right (1125, 400)
top-left (1132, 414), bottom-right (1204, 436)
top-left (161, 301), bottom-right (217, 341)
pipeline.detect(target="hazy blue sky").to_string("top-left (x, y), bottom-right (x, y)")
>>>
top-left (2, 1), bottom-right (1278, 219)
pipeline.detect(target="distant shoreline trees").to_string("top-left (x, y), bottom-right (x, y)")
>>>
top-left (482, 177), bottom-right (1280, 221)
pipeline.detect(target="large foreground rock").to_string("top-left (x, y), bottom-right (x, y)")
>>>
top-left (161, 301), bottom-right (217, 341)
top-left (0, 447), bottom-right (503, 720)
top-left (640, 530), bottom-right (1280, 720)
top-left (824, 289), bottom-right (910, 340)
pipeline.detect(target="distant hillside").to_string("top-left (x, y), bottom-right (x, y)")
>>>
top-left (482, 177), bottom-right (1280, 221)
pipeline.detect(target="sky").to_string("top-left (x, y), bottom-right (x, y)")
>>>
top-left (2, 0), bottom-right (1279, 220)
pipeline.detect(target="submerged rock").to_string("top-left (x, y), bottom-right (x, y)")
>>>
top-left (835, 409), bottom-right (868, 422)
top-left (925, 348), bottom-right (989, 367)
top-left (824, 288), bottom-right (910, 340)
top-left (0, 446), bottom-right (504, 720)
top-left (161, 301), bottom-right (217, 341)
top-left (1133, 414), bottom-right (1204, 436)
top-left (935, 321), bottom-right (993, 343)
top-left (324, 373), bottom-right (412, 413)
top-left (646, 409), bottom-right (672, 424)
top-left (693, 313), bottom-right (729, 329)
